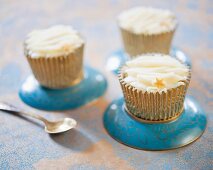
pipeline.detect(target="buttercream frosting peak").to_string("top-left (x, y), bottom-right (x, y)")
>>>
top-left (118, 7), bottom-right (177, 34)
top-left (122, 54), bottom-right (189, 92)
top-left (25, 25), bottom-right (84, 58)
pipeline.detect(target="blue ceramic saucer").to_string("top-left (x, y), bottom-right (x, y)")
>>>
top-left (103, 96), bottom-right (207, 150)
top-left (19, 66), bottom-right (107, 111)
top-left (106, 47), bottom-right (192, 75)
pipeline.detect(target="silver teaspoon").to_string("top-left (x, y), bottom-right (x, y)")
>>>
top-left (0, 102), bottom-right (77, 134)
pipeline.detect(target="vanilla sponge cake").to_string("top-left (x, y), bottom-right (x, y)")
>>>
top-left (24, 25), bottom-right (84, 88)
top-left (117, 7), bottom-right (177, 56)
top-left (119, 54), bottom-right (191, 122)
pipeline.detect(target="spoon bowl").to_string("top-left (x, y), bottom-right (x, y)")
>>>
top-left (45, 118), bottom-right (77, 134)
top-left (0, 102), bottom-right (77, 134)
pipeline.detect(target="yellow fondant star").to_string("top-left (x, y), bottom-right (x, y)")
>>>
top-left (154, 78), bottom-right (165, 89)
top-left (62, 44), bottom-right (71, 52)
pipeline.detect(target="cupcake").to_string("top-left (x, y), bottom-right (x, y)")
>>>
top-left (24, 25), bottom-right (84, 89)
top-left (117, 7), bottom-right (177, 57)
top-left (119, 54), bottom-right (191, 123)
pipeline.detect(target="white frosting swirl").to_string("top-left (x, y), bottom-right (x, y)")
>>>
top-left (118, 7), bottom-right (177, 34)
top-left (123, 54), bottom-right (189, 92)
top-left (25, 25), bottom-right (84, 58)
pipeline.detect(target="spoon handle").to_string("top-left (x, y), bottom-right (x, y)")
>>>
top-left (0, 102), bottom-right (48, 123)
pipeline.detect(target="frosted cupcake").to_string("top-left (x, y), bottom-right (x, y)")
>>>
top-left (119, 54), bottom-right (191, 123)
top-left (117, 7), bottom-right (177, 56)
top-left (24, 25), bottom-right (84, 89)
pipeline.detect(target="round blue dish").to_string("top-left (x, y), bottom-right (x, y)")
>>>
top-left (19, 66), bottom-right (107, 111)
top-left (106, 47), bottom-right (192, 75)
top-left (103, 96), bottom-right (207, 150)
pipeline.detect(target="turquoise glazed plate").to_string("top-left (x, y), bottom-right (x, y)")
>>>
top-left (19, 66), bottom-right (107, 111)
top-left (103, 96), bottom-right (207, 150)
top-left (106, 47), bottom-right (192, 75)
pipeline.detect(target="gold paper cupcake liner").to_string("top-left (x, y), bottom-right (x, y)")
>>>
top-left (120, 27), bottom-right (176, 57)
top-left (118, 68), bottom-right (191, 123)
top-left (26, 44), bottom-right (84, 89)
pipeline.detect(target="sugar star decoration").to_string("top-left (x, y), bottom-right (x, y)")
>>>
top-left (154, 78), bottom-right (165, 89)
top-left (62, 44), bottom-right (71, 52)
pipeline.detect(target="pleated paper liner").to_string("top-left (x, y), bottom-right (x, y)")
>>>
top-left (119, 27), bottom-right (176, 57)
top-left (26, 44), bottom-right (84, 89)
top-left (118, 67), bottom-right (191, 123)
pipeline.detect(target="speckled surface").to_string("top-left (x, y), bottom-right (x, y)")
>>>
top-left (0, 0), bottom-right (212, 169)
